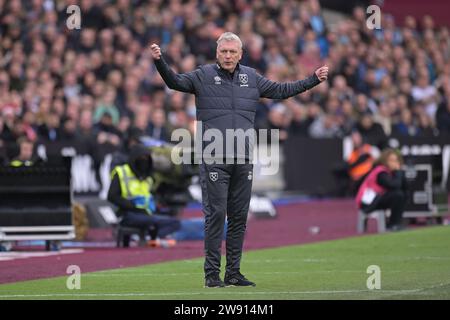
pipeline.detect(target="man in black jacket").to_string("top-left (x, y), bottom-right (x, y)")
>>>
top-left (150, 32), bottom-right (328, 288)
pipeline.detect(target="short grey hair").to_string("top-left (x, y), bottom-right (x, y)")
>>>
top-left (216, 32), bottom-right (243, 49)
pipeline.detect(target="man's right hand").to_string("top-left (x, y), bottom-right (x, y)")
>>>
top-left (314, 65), bottom-right (329, 82)
top-left (150, 43), bottom-right (162, 60)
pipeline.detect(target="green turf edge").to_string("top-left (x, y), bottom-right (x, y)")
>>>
top-left (0, 225), bottom-right (449, 300)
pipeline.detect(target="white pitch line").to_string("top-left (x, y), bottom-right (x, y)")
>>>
top-left (0, 249), bottom-right (84, 262)
top-left (4, 282), bottom-right (449, 299)
top-left (0, 289), bottom-right (423, 299)
top-left (83, 271), bottom-right (364, 277)
top-left (180, 259), bottom-right (328, 264)
top-left (83, 269), bottom-right (448, 277)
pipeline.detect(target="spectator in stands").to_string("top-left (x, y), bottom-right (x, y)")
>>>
top-left (333, 130), bottom-right (377, 197)
top-left (417, 112), bottom-right (438, 137)
top-left (108, 144), bottom-right (181, 244)
top-left (0, 117), bottom-right (7, 164)
top-left (392, 108), bottom-right (420, 136)
top-left (0, 0), bottom-right (449, 199)
top-left (346, 130), bottom-right (377, 194)
top-left (10, 137), bottom-right (39, 166)
top-left (37, 112), bottom-right (61, 142)
top-left (0, 110), bottom-right (18, 152)
top-left (268, 103), bottom-right (292, 142)
top-left (92, 110), bottom-right (122, 187)
top-left (302, 103), bottom-right (322, 136)
top-left (288, 104), bottom-right (309, 137)
top-left (335, 99), bottom-right (356, 136)
top-left (374, 100), bottom-right (394, 136)
top-left (356, 112), bottom-right (388, 149)
top-left (93, 88), bottom-right (121, 125)
top-left (411, 72), bottom-right (438, 120)
top-left (60, 116), bottom-right (78, 144)
top-left (132, 107), bottom-right (152, 136)
top-left (93, 111), bottom-right (122, 149)
top-left (110, 126), bottom-right (143, 171)
top-left (308, 113), bottom-right (340, 138)
top-left (436, 95), bottom-right (450, 136)
top-left (356, 148), bottom-right (408, 231)
top-left (75, 108), bottom-right (96, 153)
top-left (354, 94), bottom-right (376, 116)
top-left (241, 34), bottom-right (268, 74)
top-left (148, 109), bottom-right (170, 142)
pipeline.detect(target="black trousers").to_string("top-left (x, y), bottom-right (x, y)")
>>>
top-left (362, 190), bottom-right (407, 228)
top-left (199, 162), bottom-right (253, 277)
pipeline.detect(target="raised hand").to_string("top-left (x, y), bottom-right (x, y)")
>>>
top-left (149, 43), bottom-right (162, 60)
top-left (315, 65), bottom-right (329, 82)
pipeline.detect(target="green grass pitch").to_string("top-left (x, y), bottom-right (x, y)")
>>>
top-left (0, 226), bottom-right (449, 300)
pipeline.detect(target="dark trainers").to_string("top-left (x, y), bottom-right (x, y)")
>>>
top-left (387, 224), bottom-right (406, 232)
top-left (224, 272), bottom-right (256, 287)
top-left (204, 274), bottom-right (225, 288)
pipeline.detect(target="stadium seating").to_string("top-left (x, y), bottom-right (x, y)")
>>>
top-left (0, 161), bottom-right (74, 250)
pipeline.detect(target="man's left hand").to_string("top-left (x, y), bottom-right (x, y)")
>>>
top-left (315, 66), bottom-right (329, 82)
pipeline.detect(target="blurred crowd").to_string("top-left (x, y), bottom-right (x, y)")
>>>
top-left (1, 0), bottom-right (450, 164)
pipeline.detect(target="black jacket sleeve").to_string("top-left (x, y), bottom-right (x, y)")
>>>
top-left (256, 72), bottom-right (321, 99)
top-left (376, 171), bottom-right (406, 191)
top-left (154, 56), bottom-right (199, 93)
top-left (107, 173), bottom-right (147, 214)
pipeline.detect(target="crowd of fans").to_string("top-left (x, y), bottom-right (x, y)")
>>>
top-left (1, 0), bottom-right (450, 165)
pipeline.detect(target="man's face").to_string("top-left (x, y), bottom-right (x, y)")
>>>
top-left (361, 115), bottom-right (373, 129)
top-left (20, 142), bottom-right (33, 160)
top-left (216, 40), bottom-right (242, 73)
top-left (386, 153), bottom-right (401, 171)
top-left (351, 131), bottom-right (362, 147)
top-left (101, 113), bottom-right (113, 126)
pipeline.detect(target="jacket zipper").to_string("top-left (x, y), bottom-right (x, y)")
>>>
top-left (231, 71), bottom-right (236, 160)
top-left (231, 71), bottom-right (235, 129)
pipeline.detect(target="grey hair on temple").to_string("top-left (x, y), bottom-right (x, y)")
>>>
top-left (216, 32), bottom-right (243, 49)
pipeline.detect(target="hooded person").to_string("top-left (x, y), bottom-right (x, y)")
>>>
top-left (110, 127), bottom-right (144, 172)
top-left (108, 144), bottom-right (181, 243)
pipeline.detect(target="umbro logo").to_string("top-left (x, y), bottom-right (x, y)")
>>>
top-left (214, 76), bottom-right (221, 84)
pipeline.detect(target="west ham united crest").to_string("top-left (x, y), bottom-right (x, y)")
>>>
top-left (239, 73), bottom-right (248, 86)
top-left (209, 172), bottom-right (218, 182)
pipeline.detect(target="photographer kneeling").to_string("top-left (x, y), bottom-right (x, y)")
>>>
top-left (108, 145), bottom-right (181, 244)
top-left (356, 148), bottom-right (408, 231)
